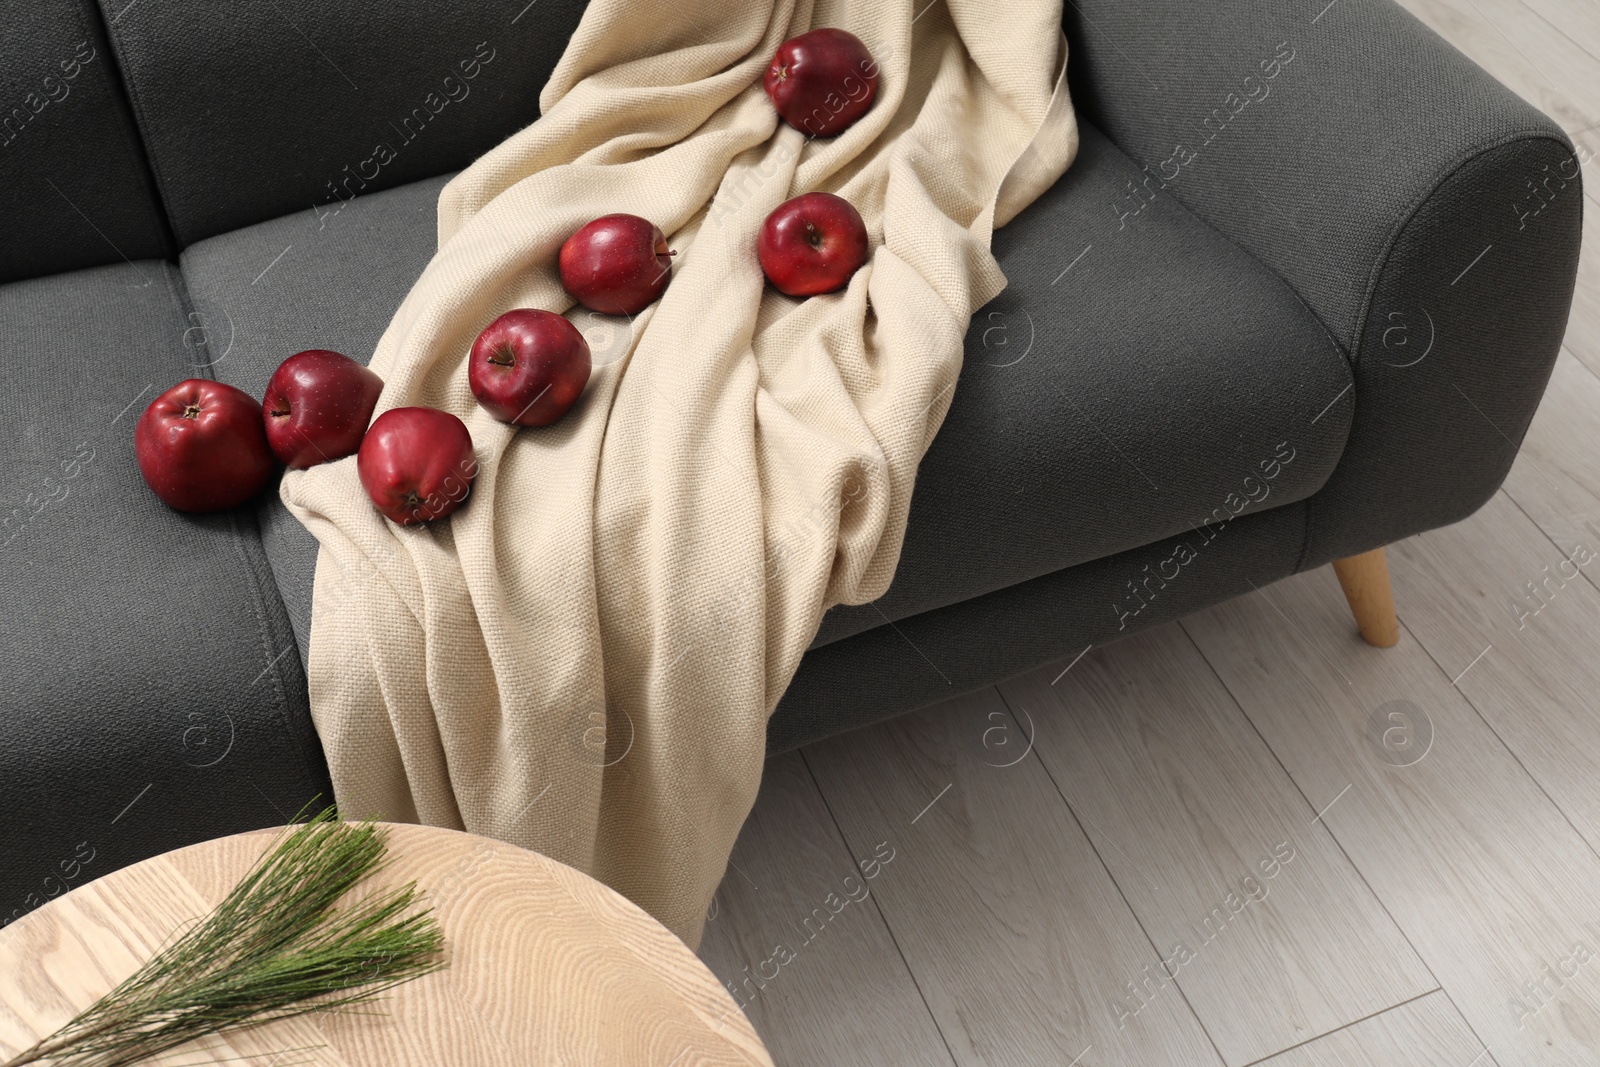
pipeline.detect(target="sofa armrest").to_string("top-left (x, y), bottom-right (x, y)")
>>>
top-left (1064, 0), bottom-right (1584, 564)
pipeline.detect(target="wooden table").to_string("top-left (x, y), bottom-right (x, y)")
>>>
top-left (0, 823), bottom-right (774, 1066)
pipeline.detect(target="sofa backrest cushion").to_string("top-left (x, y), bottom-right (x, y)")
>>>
top-left (0, 1), bottom-right (169, 284)
top-left (96, 0), bottom-right (590, 246)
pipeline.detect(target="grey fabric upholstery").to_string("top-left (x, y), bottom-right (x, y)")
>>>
top-left (181, 174), bottom-right (450, 401)
top-left (96, 0), bottom-right (589, 244)
top-left (0, 262), bottom-right (329, 926)
top-left (1064, 0), bottom-right (1584, 566)
top-left (1299, 136), bottom-right (1583, 566)
top-left (182, 174), bottom-right (453, 661)
top-left (0, 0), bottom-right (168, 283)
top-left (770, 503), bottom-right (1309, 752)
top-left (177, 127), bottom-right (1352, 663)
top-left (814, 125), bottom-right (1351, 646)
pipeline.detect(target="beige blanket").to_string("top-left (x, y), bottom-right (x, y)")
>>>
top-left (282, 0), bottom-right (1076, 947)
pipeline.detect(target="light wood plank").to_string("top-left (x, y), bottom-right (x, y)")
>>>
top-left (1255, 992), bottom-right (1489, 1067)
top-left (999, 628), bottom-right (1434, 1066)
top-left (1519, 0), bottom-right (1600, 80)
top-left (698, 752), bottom-right (956, 1067)
top-left (804, 688), bottom-right (1224, 1066)
top-left (1412, 0), bottom-right (1598, 215)
top-left (1388, 491), bottom-right (1600, 856)
top-left (1502, 349), bottom-right (1600, 556)
top-left (1182, 570), bottom-right (1600, 1064)
top-left (1393, 0), bottom-right (1600, 134)
top-left (1417, 0), bottom-right (1600, 128)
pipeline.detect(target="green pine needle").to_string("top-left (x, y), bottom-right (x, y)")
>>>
top-left (2, 806), bottom-right (446, 1067)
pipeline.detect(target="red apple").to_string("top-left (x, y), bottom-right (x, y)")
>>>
top-left (262, 349), bottom-right (383, 468)
top-left (757, 191), bottom-right (870, 297)
top-left (559, 214), bottom-right (674, 316)
top-left (469, 310), bottom-right (591, 427)
top-left (764, 29), bottom-right (878, 138)
top-left (135, 379), bottom-right (276, 513)
top-left (357, 407), bottom-right (477, 525)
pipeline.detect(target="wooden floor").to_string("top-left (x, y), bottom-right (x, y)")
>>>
top-left (699, 3), bottom-right (1600, 1064)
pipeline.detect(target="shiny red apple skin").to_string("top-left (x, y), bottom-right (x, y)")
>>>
top-left (558, 214), bottom-right (674, 316)
top-left (757, 192), bottom-right (870, 297)
top-left (357, 407), bottom-right (477, 525)
top-left (764, 29), bottom-right (878, 137)
top-left (469, 310), bottom-right (592, 427)
top-left (135, 379), bottom-right (276, 513)
top-left (262, 349), bottom-right (383, 469)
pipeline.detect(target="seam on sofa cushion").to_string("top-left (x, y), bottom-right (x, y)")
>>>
top-left (222, 504), bottom-right (329, 802)
top-left (64, 0), bottom-right (177, 257)
top-left (162, 263), bottom-right (329, 798)
top-left (72, 0), bottom-right (177, 254)
top-left (1294, 478), bottom-right (1319, 573)
top-left (89, 1), bottom-right (182, 256)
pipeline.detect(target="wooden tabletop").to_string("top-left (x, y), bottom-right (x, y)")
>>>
top-left (0, 823), bottom-right (773, 1066)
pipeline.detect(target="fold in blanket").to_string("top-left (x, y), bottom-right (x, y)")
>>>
top-left (281, 0), bottom-right (1076, 947)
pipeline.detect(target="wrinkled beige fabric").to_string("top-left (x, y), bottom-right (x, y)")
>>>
top-left (282, 0), bottom-right (1076, 947)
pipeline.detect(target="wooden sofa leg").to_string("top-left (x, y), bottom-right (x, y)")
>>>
top-left (1330, 547), bottom-right (1400, 648)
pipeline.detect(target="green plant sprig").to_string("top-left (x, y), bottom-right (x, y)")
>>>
top-left (1, 806), bottom-right (446, 1067)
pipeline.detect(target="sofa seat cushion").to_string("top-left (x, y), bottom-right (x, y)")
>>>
top-left (0, 262), bottom-right (329, 924)
top-left (180, 122), bottom-right (1353, 663)
top-left (817, 124), bottom-right (1353, 646)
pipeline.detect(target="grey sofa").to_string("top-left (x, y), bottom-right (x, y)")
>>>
top-left (0, 0), bottom-right (1582, 925)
